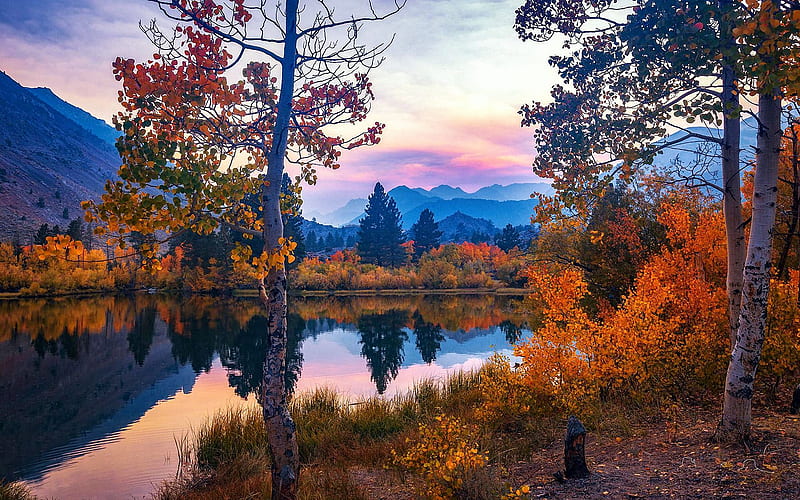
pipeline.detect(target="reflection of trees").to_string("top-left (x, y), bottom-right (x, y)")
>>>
top-left (413, 311), bottom-right (444, 364)
top-left (499, 320), bottom-right (524, 344)
top-left (127, 306), bottom-right (156, 366)
top-left (31, 327), bottom-right (82, 360)
top-left (357, 310), bottom-right (409, 394)
top-left (290, 294), bottom-right (529, 333)
top-left (219, 313), bottom-right (305, 400)
top-left (167, 309), bottom-right (225, 373)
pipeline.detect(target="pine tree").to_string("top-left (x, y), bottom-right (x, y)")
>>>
top-left (357, 182), bottom-right (405, 266)
top-left (410, 208), bottom-right (442, 260)
top-left (67, 218), bottom-right (83, 242)
top-left (306, 231), bottom-right (318, 252)
top-left (495, 224), bottom-right (521, 252)
top-left (34, 224), bottom-right (50, 245)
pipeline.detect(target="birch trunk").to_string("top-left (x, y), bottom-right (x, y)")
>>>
top-left (259, 1), bottom-right (300, 497)
top-left (721, 60), bottom-right (745, 350)
top-left (718, 92), bottom-right (782, 442)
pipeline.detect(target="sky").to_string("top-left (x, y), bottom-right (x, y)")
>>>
top-left (0, 0), bottom-right (558, 214)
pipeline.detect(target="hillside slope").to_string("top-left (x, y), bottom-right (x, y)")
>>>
top-left (0, 71), bottom-right (120, 242)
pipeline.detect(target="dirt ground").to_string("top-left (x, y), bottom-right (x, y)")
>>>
top-left (352, 408), bottom-right (800, 499)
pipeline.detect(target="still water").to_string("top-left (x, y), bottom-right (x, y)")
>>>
top-left (0, 293), bottom-right (529, 499)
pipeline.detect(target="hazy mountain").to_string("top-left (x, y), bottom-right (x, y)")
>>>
top-left (306, 197), bottom-right (367, 226)
top-left (400, 198), bottom-right (538, 230)
top-left (319, 182), bottom-right (549, 227)
top-left (0, 70), bottom-right (120, 242)
top-left (26, 87), bottom-right (120, 145)
top-left (470, 182), bottom-right (553, 201)
top-left (428, 185), bottom-right (469, 199)
top-left (437, 211), bottom-right (498, 242)
top-left (413, 182), bottom-right (552, 201)
top-left (647, 120), bottom-right (759, 190)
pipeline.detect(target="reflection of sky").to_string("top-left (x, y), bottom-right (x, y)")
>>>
top-left (295, 324), bottom-right (518, 398)
top-left (22, 321), bottom-right (518, 498)
top-left (24, 358), bottom-right (256, 500)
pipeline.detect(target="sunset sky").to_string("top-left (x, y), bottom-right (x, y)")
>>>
top-left (0, 0), bottom-right (557, 213)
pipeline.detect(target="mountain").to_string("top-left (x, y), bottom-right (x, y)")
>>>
top-left (470, 182), bottom-right (553, 201)
top-left (26, 87), bottom-right (120, 145)
top-left (400, 198), bottom-right (538, 230)
top-left (437, 211), bottom-right (498, 242)
top-left (306, 197), bottom-right (367, 226)
top-left (428, 185), bottom-right (469, 199)
top-left (0, 71), bottom-right (120, 242)
top-left (647, 120), bottom-right (759, 189)
top-left (318, 182), bottom-right (550, 227)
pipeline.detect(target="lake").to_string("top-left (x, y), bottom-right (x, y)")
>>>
top-left (0, 293), bottom-right (529, 499)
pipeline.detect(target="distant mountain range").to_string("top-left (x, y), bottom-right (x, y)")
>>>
top-left (0, 70), bottom-right (120, 242)
top-left (308, 182), bottom-right (554, 228)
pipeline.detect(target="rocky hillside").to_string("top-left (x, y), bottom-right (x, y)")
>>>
top-left (0, 71), bottom-right (120, 243)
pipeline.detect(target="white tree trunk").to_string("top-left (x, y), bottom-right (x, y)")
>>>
top-left (719, 91), bottom-right (782, 442)
top-left (259, 1), bottom-right (300, 498)
top-left (721, 61), bottom-right (745, 350)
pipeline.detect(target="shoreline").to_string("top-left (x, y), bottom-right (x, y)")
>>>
top-left (0, 287), bottom-right (530, 300)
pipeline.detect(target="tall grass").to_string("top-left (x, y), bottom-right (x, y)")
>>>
top-left (0, 481), bottom-right (35, 500)
top-left (157, 371), bottom-right (484, 498)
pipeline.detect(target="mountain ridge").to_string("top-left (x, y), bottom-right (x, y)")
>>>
top-left (0, 70), bottom-right (120, 241)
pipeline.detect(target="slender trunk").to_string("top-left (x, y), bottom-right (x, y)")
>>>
top-left (775, 126), bottom-right (799, 279)
top-left (721, 60), bottom-right (745, 350)
top-left (718, 91), bottom-right (782, 442)
top-left (260, 1), bottom-right (300, 498)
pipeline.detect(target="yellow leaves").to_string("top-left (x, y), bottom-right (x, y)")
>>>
top-left (391, 415), bottom-right (487, 499)
top-left (503, 484), bottom-right (532, 500)
top-left (247, 237), bottom-right (298, 278)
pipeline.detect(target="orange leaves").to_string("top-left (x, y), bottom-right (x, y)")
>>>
top-left (516, 203), bottom-right (730, 412)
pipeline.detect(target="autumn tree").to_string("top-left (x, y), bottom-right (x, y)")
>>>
top-left (519, 0), bottom-right (800, 442)
top-left (516, 0), bottom-right (747, 349)
top-left (410, 208), bottom-right (442, 260)
top-left (773, 121), bottom-right (800, 280)
top-left (718, 0), bottom-right (800, 442)
top-left (357, 182), bottom-right (405, 266)
top-left (84, 0), bottom-right (402, 496)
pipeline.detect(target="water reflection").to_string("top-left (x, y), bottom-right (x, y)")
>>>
top-left (0, 293), bottom-right (528, 488)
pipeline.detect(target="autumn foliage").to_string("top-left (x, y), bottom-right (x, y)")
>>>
top-left (514, 200), bottom-right (799, 413)
top-left (291, 242), bottom-right (527, 290)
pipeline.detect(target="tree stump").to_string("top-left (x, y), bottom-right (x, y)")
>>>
top-left (791, 384), bottom-right (800, 415)
top-left (564, 416), bottom-right (590, 479)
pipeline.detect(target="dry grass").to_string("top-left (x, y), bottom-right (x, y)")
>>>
top-left (0, 481), bottom-right (36, 500)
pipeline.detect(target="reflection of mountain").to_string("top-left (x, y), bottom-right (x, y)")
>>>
top-left (0, 313), bottom-right (192, 481)
top-left (0, 293), bottom-right (530, 480)
top-left (18, 361), bottom-right (196, 484)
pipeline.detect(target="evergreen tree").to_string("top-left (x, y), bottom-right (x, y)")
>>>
top-left (306, 231), bottom-right (318, 252)
top-left (495, 224), bottom-right (521, 252)
top-left (410, 208), bottom-right (442, 260)
top-left (34, 224), bottom-right (50, 245)
top-left (357, 182), bottom-right (405, 266)
top-left (66, 218), bottom-right (83, 242)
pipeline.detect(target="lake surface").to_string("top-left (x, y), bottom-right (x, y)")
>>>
top-left (0, 293), bottom-right (529, 499)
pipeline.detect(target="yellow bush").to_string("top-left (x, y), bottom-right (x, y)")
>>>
top-left (392, 415), bottom-right (488, 499)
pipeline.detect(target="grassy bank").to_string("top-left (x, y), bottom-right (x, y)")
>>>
top-left (155, 362), bottom-right (668, 500)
